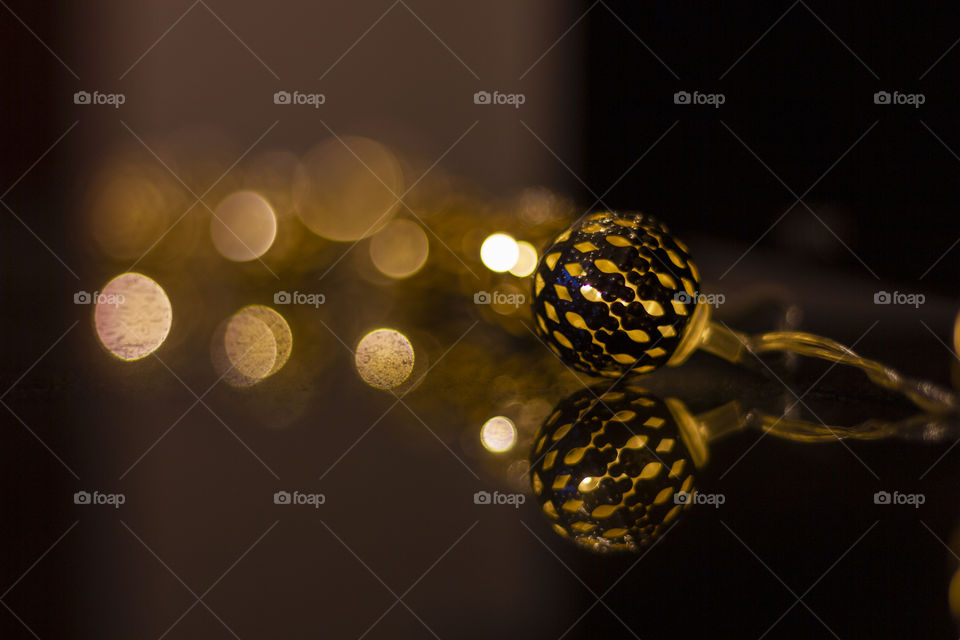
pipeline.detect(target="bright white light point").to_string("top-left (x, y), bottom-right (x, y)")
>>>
top-left (509, 241), bottom-right (538, 277)
top-left (355, 329), bottom-right (415, 390)
top-left (481, 233), bottom-right (519, 272)
top-left (211, 191), bottom-right (277, 261)
top-left (480, 416), bottom-right (517, 453)
top-left (94, 272), bottom-right (172, 361)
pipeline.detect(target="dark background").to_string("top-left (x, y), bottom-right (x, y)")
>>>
top-left (2, 2), bottom-right (960, 639)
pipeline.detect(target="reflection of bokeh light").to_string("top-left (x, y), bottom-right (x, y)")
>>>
top-left (509, 241), bottom-right (538, 277)
top-left (294, 137), bottom-right (403, 241)
top-left (480, 416), bottom-right (517, 453)
top-left (480, 233), bottom-right (519, 272)
top-left (355, 329), bottom-right (415, 390)
top-left (369, 219), bottom-right (429, 278)
top-left (213, 305), bottom-right (292, 387)
top-left (210, 191), bottom-right (277, 261)
top-left (94, 273), bottom-right (172, 361)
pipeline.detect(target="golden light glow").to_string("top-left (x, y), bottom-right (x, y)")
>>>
top-left (355, 328), bottom-right (415, 390)
top-left (953, 310), bottom-right (959, 357)
top-left (212, 305), bottom-right (292, 387)
top-left (480, 416), bottom-right (517, 453)
top-left (94, 273), bottom-right (172, 361)
top-left (509, 241), bottom-right (538, 277)
top-left (480, 233), bottom-right (519, 272)
top-left (369, 219), bottom-right (429, 278)
top-left (87, 172), bottom-right (178, 260)
top-left (293, 137), bottom-right (404, 241)
top-left (210, 191), bottom-right (277, 261)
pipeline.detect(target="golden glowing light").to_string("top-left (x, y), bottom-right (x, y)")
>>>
top-left (294, 137), bottom-right (404, 241)
top-left (87, 172), bottom-right (179, 260)
top-left (509, 241), bottom-right (538, 277)
top-left (355, 328), bottom-right (415, 390)
top-left (480, 416), bottom-right (517, 453)
top-left (480, 233), bottom-right (519, 272)
top-left (210, 191), bottom-right (277, 261)
top-left (212, 305), bottom-right (292, 387)
top-left (953, 310), bottom-right (959, 357)
top-left (94, 273), bottom-right (173, 361)
top-left (369, 219), bottom-right (429, 278)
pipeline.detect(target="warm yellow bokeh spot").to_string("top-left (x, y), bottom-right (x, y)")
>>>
top-left (509, 241), bottom-right (538, 277)
top-left (481, 233), bottom-right (519, 272)
top-left (369, 219), bottom-right (429, 278)
top-left (480, 416), bottom-right (517, 453)
top-left (210, 191), bottom-right (277, 261)
top-left (212, 305), bottom-right (292, 388)
top-left (94, 273), bottom-right (172, 361)
top-left (293, 137), bottom-right (403, 241)
top-left (355, 328), bottom-right (415, 390)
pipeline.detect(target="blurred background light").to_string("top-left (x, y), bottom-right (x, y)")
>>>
top-left (210, 190), bottom-right (277, 261)
top-left (508, 241), bottom-right (538, 277)
top-left (94, 272), bottom-right (173, 361)
top-left (212, 305), bottom-right (292, 388)
top-left (293, 136), bottom-right (404, 241)
top-left (369, 218), bottom-right (429, 278)
top-left (355, 328), bottom-right (415, 390)
top-left (480, 233), bottom-right (519, 272)
top-left (86, 169), bottom-right (181, 261)
top-left (480, 416), bottom-right (517, 453)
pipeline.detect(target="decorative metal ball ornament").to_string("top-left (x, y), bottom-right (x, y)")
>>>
top-left (529, 384), bottom-right (701, 552)
top-left (530, 211), bottom-right (959, 415)
top-left (531, 211), bottom-right (702, 377)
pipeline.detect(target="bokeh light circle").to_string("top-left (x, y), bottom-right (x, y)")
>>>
top-left (480, 233), bottom-right (519, 272)
top-left (94, 273), bottom-right (173, 361)
top-left (355, 329), bottom-right (415, 390)
top-left (294, 137), bottom-right (404, 241)
top-left (212, 305), bottom-right (293, 388)
top-left (369, 219), bottom-right (430, 278)
top-left (481, 416), bottom-right (517, 453)
top-left (509, 241), bottom-right (538, 277)
top-left (210, 191), bottom-right (277, 261)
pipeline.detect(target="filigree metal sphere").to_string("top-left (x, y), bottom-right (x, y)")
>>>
top-left (532, 211), bottom-right (700, 377)
top-left (529, 384), bottom-right (695, 552)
